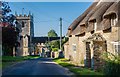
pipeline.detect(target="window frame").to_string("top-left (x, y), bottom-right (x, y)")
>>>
top-left (110, 14), bottom-right (117, 26)
top-left (94, 21), bottom-right (97, 32)
top-left (72, 44), bottom-right (77, 52)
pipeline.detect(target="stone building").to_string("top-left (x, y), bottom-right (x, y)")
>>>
top-left (32, 37), bottom-right (64, 57)
top-left (64, 0), bottom-right (119, 70)
top-left (15, 13), bottom-right (34, 56)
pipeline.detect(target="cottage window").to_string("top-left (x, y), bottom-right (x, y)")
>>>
top-left (114, 45), bottom-right (120, 56)
top-left (94, 22), bottom-right (97, 32)
top-left (72, 44), bottom-right (76, 52)
top-left (111, 42), bottom-right (120, 56)
top-left (110, 14), bottom-right (117, 26)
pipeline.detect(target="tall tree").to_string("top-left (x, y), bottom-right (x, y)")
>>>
top-left (48, 29), bottom-right (58, 37)
top-left (1, 1), bottom-right (19, 56)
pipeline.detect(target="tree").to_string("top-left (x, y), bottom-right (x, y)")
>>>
top-left (46, 29), bottom-right (58, 52)
top-left (1, 1), bottom-right (19, 56)
top-left (48, 29), bottom-right (58, 37)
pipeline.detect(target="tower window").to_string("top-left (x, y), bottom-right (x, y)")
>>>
top-left (22, 21), bottom-right (24, 27)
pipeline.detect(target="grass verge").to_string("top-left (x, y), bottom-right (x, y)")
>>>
top-left (1, 55), bottom-right (40, 69)
top-left (53, 58), bottom-right (104, 76)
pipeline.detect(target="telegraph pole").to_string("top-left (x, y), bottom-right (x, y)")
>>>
top-left (60, 17), bottom-right (62, 51)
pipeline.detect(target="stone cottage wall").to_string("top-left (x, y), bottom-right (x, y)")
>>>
top-left (102, 27), bottom-right (119, 55)
top-left (64, 43), bottom-right (69, 59)
top-left (66, 26), bottom-right (119, 68)
top-left (68, 35), bottom-right (80, 65)
top-left (78, 33), bottom-right (91, 66)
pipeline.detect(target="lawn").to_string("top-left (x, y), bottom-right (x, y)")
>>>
top-left (53, 58), bottom-right (104, 76)
top-left (1, 55), bottom-right (40, 69)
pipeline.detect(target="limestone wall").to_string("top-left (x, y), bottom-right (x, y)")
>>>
top-left (101, 27), bottom-right (119, 55)
top-left (16, 14), bottom-right (34, 56)
top-left (64, 43), bottom-right (69, 59)
top-left (78, 33), bottom-right (92, 66)
top-left (65, 26), bottom-right (119, 68)
top-left (68, 35), bottom-right (80, 65)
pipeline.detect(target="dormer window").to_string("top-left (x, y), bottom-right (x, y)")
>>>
top-left (110, 14), bottom-right (117, 26)
top-left (80, 25), bottom-right (86, 34)
top-left (94, 21), bottom-right (97, 32)
top-left (89, 20), bottom-right (97, 34)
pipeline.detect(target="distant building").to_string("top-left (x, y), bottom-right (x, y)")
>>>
top-left (15, 13), bottom-right (64, 56)
top-left (32, 37), bottom-right (64, 57)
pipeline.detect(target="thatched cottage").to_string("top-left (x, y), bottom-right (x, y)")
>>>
top-left (64, 0), bottom-right (119, 70)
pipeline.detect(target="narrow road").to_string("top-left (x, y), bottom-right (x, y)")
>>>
top-left (2, 58), bottom-right (71, 77)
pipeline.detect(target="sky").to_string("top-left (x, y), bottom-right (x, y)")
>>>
top-left (9, 2), bottom-right (92, 37)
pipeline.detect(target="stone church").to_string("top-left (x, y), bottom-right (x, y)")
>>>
top-left (14, 13), bottom-right (63, 57)
top-left (15, 13), bottom-right (34, 56)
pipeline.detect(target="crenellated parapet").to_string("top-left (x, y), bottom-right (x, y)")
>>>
top-left (16, 14), bottom-right (31, 20)
top-left (15, 11), bottom-right (33, 20)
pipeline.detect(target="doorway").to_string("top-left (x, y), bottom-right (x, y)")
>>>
top-left (85, 34), bottom-right (107, 70)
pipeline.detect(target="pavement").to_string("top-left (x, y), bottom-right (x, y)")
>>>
top-left (2, 58), bottom-right (74, 77)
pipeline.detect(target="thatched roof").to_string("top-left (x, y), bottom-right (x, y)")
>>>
top-left (102, 2), bottom-right (120, 29)
top-left (89, 2), bottom-right (113, 22)
top-left (87, 22), bottom-right (94, 32)
top-left (77, 1), bottom-right (104, 34)
top-left (79, 1), bottom-right (103, 26)
top-left (66, 30), bottom-right (71, 36)
top-left (102, 18), bottom-right (111, 30)
top-left (88, 2), bottom-right (113, 31)
top-left (69, 2), bottom-right (98, 36)
top-left (103, 2), bottom-right (118, 18)
top-left (67, 2), bottom-right (98, 36)
top-left (71, 24), bottom-right (80, 35)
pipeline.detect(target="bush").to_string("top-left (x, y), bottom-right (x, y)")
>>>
top-left (80, 59), bottom-right (84, 64)
top-left (52, 48), bottom-right (59, 52)
top-left (102, 52), bottom-right (120, 75)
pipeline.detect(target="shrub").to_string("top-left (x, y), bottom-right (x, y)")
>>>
top-left (102, 52), bottom-right (120, 75)
top-left (52, 48), bottom-right (59, 52)
top-left (80, 59), bottom-right (84, 64)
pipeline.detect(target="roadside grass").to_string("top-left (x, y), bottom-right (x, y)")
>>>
top-left (53, 58), bottom-right (104, 76)
top-left (1, 55), bottom-right (40, 69)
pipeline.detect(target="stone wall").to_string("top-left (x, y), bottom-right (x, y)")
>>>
top-left (68, 35), bottom-right (82, 66)
top-left (65, 26), bottom-right (119, 70)
top-left (16, 14), bottom-right (33, 56)
top-left (64, 42), bottom-right (69, 59)
top-left (84, 27), bottom-right (119, 70)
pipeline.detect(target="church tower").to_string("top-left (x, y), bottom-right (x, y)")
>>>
top-left (15, 13), bottom-right (34, 56)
